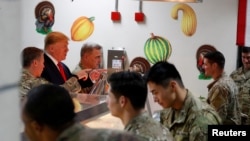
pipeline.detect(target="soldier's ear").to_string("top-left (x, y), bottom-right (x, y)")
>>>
top-left (32, 59), bottom-right (38, 66)
top-left (119, 95), bottom-right (127, 108)
top-left (84, 53), bottom-right (90, 60)
top-left (31, 120), bottom-right (45, 134)
top-left (212, 62), bottom-right (218, 69)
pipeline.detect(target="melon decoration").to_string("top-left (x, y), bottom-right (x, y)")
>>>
top-left (144, 33), bottom-right (172, 64)
top-left (71, 16), bottom-right (95, 41)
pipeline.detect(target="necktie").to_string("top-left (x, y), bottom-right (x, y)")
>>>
top-left (57, 62), bottom-right (67, 82)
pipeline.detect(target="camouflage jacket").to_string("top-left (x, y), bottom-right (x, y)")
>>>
top-left (56, 123), bottom-right (146, 141)
top-left (124, 111), bottom-right (174, 141)
top-left (160, 90), bottom-right (222, 141)
top-left (19, 69), bottom-right (81, 101)
top-left (230, 67), bottom-right (250, 124)
top-left (207, 72), bottom-right (241, 125)
top-left (72, 64), bottom-right (83, 75)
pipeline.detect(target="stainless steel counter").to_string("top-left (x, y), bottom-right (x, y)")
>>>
top-left (75, 94), bottom-right (109, 122)
top-left (21, 94), bottom-right (109, 141)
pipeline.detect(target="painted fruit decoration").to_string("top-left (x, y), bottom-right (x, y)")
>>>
top-left (171, 3), bottom-right (197, 36)
top-left (71, 16), bottom-right (95, 41)
top-left (144, 33), bottom-right (172, 64)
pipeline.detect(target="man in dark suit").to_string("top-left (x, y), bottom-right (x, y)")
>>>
top-left (41, 31), bottom-right (93, 89)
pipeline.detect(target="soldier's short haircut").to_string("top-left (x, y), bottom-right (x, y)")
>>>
top-left (204, 51), bottom-right (225, 69)
top-left (21, 47), bottom-right (44, 68)
top-left (80, 42), bottom-right (102, 57)
top-left (23, 84), bottom-right (75, 131)
top-left (107, 71), bottom-right (147, 110)
top-left (144, 61), bottom-right (185, 88)
top-left (242, 47), bottom-right (250, 53)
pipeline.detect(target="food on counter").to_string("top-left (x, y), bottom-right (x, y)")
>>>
top-left (72, 97), bottom-right (82, 113)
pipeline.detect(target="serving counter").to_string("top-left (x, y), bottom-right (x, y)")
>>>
top-left (21, 94), bottom-right (114, 141)
top-left (75, 94), bottom-right (124, 130)
top-left (74, 94), bottom-right (109, 122)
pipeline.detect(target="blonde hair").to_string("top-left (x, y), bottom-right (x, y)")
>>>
top-left (44, 31), bottom-right (69, 49)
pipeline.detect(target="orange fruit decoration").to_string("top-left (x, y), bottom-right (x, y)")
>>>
top-left (71, 16), bottom-right (95, 41)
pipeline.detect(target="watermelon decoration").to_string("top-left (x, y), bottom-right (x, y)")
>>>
top-left (144, 33), bottom-right (172, 64)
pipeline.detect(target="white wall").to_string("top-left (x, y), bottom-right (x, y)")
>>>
top-left (0, 0), bottom-right (21, 140)
top-left (20, 0), bottom-right (238, 111)
top-left (0, 0), bottom-right (239, 139)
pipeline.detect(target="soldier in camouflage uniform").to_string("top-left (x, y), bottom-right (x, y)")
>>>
top-left (19, 47), bottom-right (88, 101)
top-left (107, 71), bottom-right (174, 141)
top-left (203, 51), bottom-right (241, 125)
top-left (144, 61), bottom-right (222, 141)
top-left (230, 47), bottom-right (250, 125)
top-left (72, 42), bottom-right (103, 74)
top-left (72, 42), bottom-right (105, 94)
top-left (22, 84), bottom-right (145, 141)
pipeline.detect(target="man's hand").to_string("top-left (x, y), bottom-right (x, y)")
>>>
top-left (89, 69), bottom-right (102, 83)
top-left (76, 69), bottom-right (92, 80)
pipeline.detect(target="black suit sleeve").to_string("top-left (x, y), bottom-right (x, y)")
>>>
top-left (78, 77), bottom-right (93, 88)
